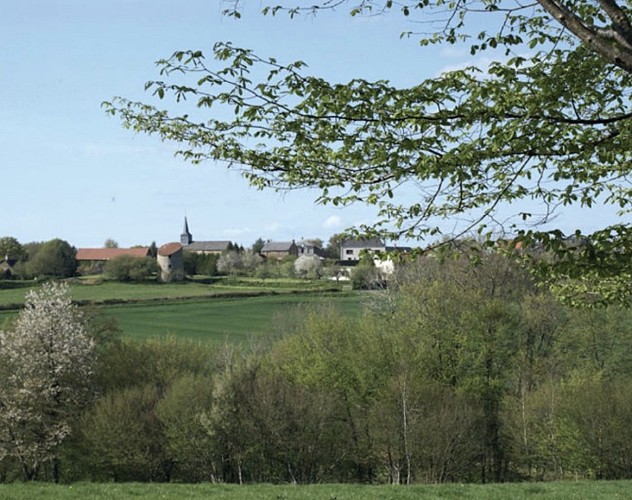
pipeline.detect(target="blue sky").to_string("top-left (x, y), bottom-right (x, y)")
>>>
top-left (0, 1), bottom-right (617, 249)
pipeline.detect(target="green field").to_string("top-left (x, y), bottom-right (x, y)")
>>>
top-left (0, 280), bottom-right (362, 342)
top-left (1, 480), bottom-right (631, 499)
top-left (102, 293), bottom-right (363, 343)
top-left (0, 278), bottom-right (341, 308)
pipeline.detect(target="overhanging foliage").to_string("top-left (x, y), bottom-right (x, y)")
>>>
top-left (103, 1), bottom-right (632, 304)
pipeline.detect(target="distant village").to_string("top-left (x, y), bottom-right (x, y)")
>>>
top-left (1, 218), bottom-right (411, 284)
top-left (80, 218), bottom-right (410, 283)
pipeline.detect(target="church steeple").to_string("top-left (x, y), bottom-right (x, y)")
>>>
top-left (181, 217), bottom-right (193, 245)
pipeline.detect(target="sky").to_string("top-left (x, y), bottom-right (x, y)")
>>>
top-left (0, 1), bottom-right (619, 249)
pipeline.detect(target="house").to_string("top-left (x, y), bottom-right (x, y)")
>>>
top-left (76, 247), bottom-right (151, 274)
top-left (339, 238), bottom-right (385, 261)
top-left (157, 242), bottom-right (184, 282)
top-left (185, 241), bottom-right (232, 254)
top-left (0, 256), bottom-right (17, 279)
top-left (260, 240), bottom-right (298, 260)
top-left (180, 217), bottom-right (231, 254)
top-left (297, 239), bottom-right (324, 258)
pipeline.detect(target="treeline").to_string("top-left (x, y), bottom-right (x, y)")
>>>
top-left (0, 236), bottom-right (341, 283)
top-left (2, 251), bottom-right (632, 484)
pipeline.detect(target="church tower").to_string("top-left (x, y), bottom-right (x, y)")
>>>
top-left (181, 217), bottom-right (193, 245)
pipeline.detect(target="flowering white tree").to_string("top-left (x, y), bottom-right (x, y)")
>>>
top-left (0, 282), bottom-right (96, 480)
top-left (294, 255), bottom-right (322, 279)
top-left (217, 251), bottom-right (242, 275)
top-left (241, 251), bottom-right (263, 274)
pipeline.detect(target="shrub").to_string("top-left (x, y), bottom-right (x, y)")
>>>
top-left (294, 255), bottom-right (323, 279)
top-left (104, 256), bottom-right (157, 282)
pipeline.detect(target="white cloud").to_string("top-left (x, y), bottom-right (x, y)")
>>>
top-left (323, 215), bottom-right (342, 229)
top-left (264, 222), bottom-right (281, 232)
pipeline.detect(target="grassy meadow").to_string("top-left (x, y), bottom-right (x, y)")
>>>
top-left (1, 480), bottom-right (631, 499)
top-left (103, 293), bottom-right (363, 343)
top-left (0, 278), bottom-right (362, 342)
top-left (0, 277), bottom-right (341, 308)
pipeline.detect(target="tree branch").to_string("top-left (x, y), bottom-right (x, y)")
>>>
top-left (537, 0), bottom-right (632, 72)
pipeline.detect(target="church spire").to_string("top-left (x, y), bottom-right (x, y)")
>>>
top-left (181, 216), bottom-right (193, 245)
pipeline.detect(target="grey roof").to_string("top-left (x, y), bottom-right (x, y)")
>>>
top-left (261, 241), bottom-right (295, 252)
top-left (341, 238), bottom-right (385, 249)
top-left (385, 245), bottom-right (413, 253)
top-left (185, 241), bottom-right (231, 252)
top-left (297, 240), bottom-right (322, 249)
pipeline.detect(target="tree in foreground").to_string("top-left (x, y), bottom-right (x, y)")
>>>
top-left (0, 282), bottom-right (96, 481)
top-left (104, 1), bottom-right (632, 304)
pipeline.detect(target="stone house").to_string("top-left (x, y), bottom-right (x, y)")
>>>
top-left (297, 239), bottom-right (324, 258)
top-left (157, 242), bottom-right (184, 282)
top-left (260, 240), bottom-right (299, 260)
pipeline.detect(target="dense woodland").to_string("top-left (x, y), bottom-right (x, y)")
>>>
top-left (2, 247), bottom-right (632, 485)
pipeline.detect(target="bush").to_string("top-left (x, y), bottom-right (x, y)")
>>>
top-left (351, 265), bottom-right (385, 290)
top-left (25, 238), bottom-right (77, 278)
top-left (79, 337), bottom-right (219, 482)
top-left (184, 252), bottom-right (219, 277)
top-left (81, 384), bottom-right (169, 481)
top-left (294, 255), bottom-right (323, 279)
top-left (104, 256), bottom-right (157, 282)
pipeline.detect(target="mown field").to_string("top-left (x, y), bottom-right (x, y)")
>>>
top-left (1, 480), bottom-right (631, 499)
top-left (0, 279), bottom-right (362, 342)
top-left (0, 277), bottom-right (342, 308)
top-left (102, 293), bottom-right (363, 343)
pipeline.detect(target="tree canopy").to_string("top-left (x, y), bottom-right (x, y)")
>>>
top-left (104, 1), bottom-right (632, 304)
top-left (0, 236), bottom-right (26, 261)
top-left (26, 239), bottom-right (77, 279)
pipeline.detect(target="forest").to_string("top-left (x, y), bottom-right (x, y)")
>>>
top-left (2, 245), bottom-right (632, 485)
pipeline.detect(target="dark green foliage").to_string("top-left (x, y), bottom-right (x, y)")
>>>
top-left (251, 238), bottom-right (265, 255)
top-left (104, 256), bottom-right (157, 282)
top-left (351, 258), bottom-right (385, 290)
top-left (79, 337), bottom-right (219, 482)
top-left (24, 239), bottom-right (76, 278)
top-left (183, 252), bottom-right (218, 277)
top-left (0, 237), bottom-right (26, 261)
top-left (323, 233), bottom-right (344, 259)
top-left (149, 241), bottom-right (158, 258)
top-left (81, 384), bottom-right (170, 481)
top-left (155, 375), bottom-right (216, 482)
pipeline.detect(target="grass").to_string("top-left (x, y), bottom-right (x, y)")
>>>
top-left (0, 278), bottom-right (339, 309)
top-left (101, 293), bottom-right (364, 343)
top-left (0, 279), bottom-right (364, 343)
top-left (1, 480), bottom-right (632, 499)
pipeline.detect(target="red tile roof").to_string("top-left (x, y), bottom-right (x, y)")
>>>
top-left (158, 242), bottom-right (183, 257)
top-left (76, 247), bottom-right (150, 261)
